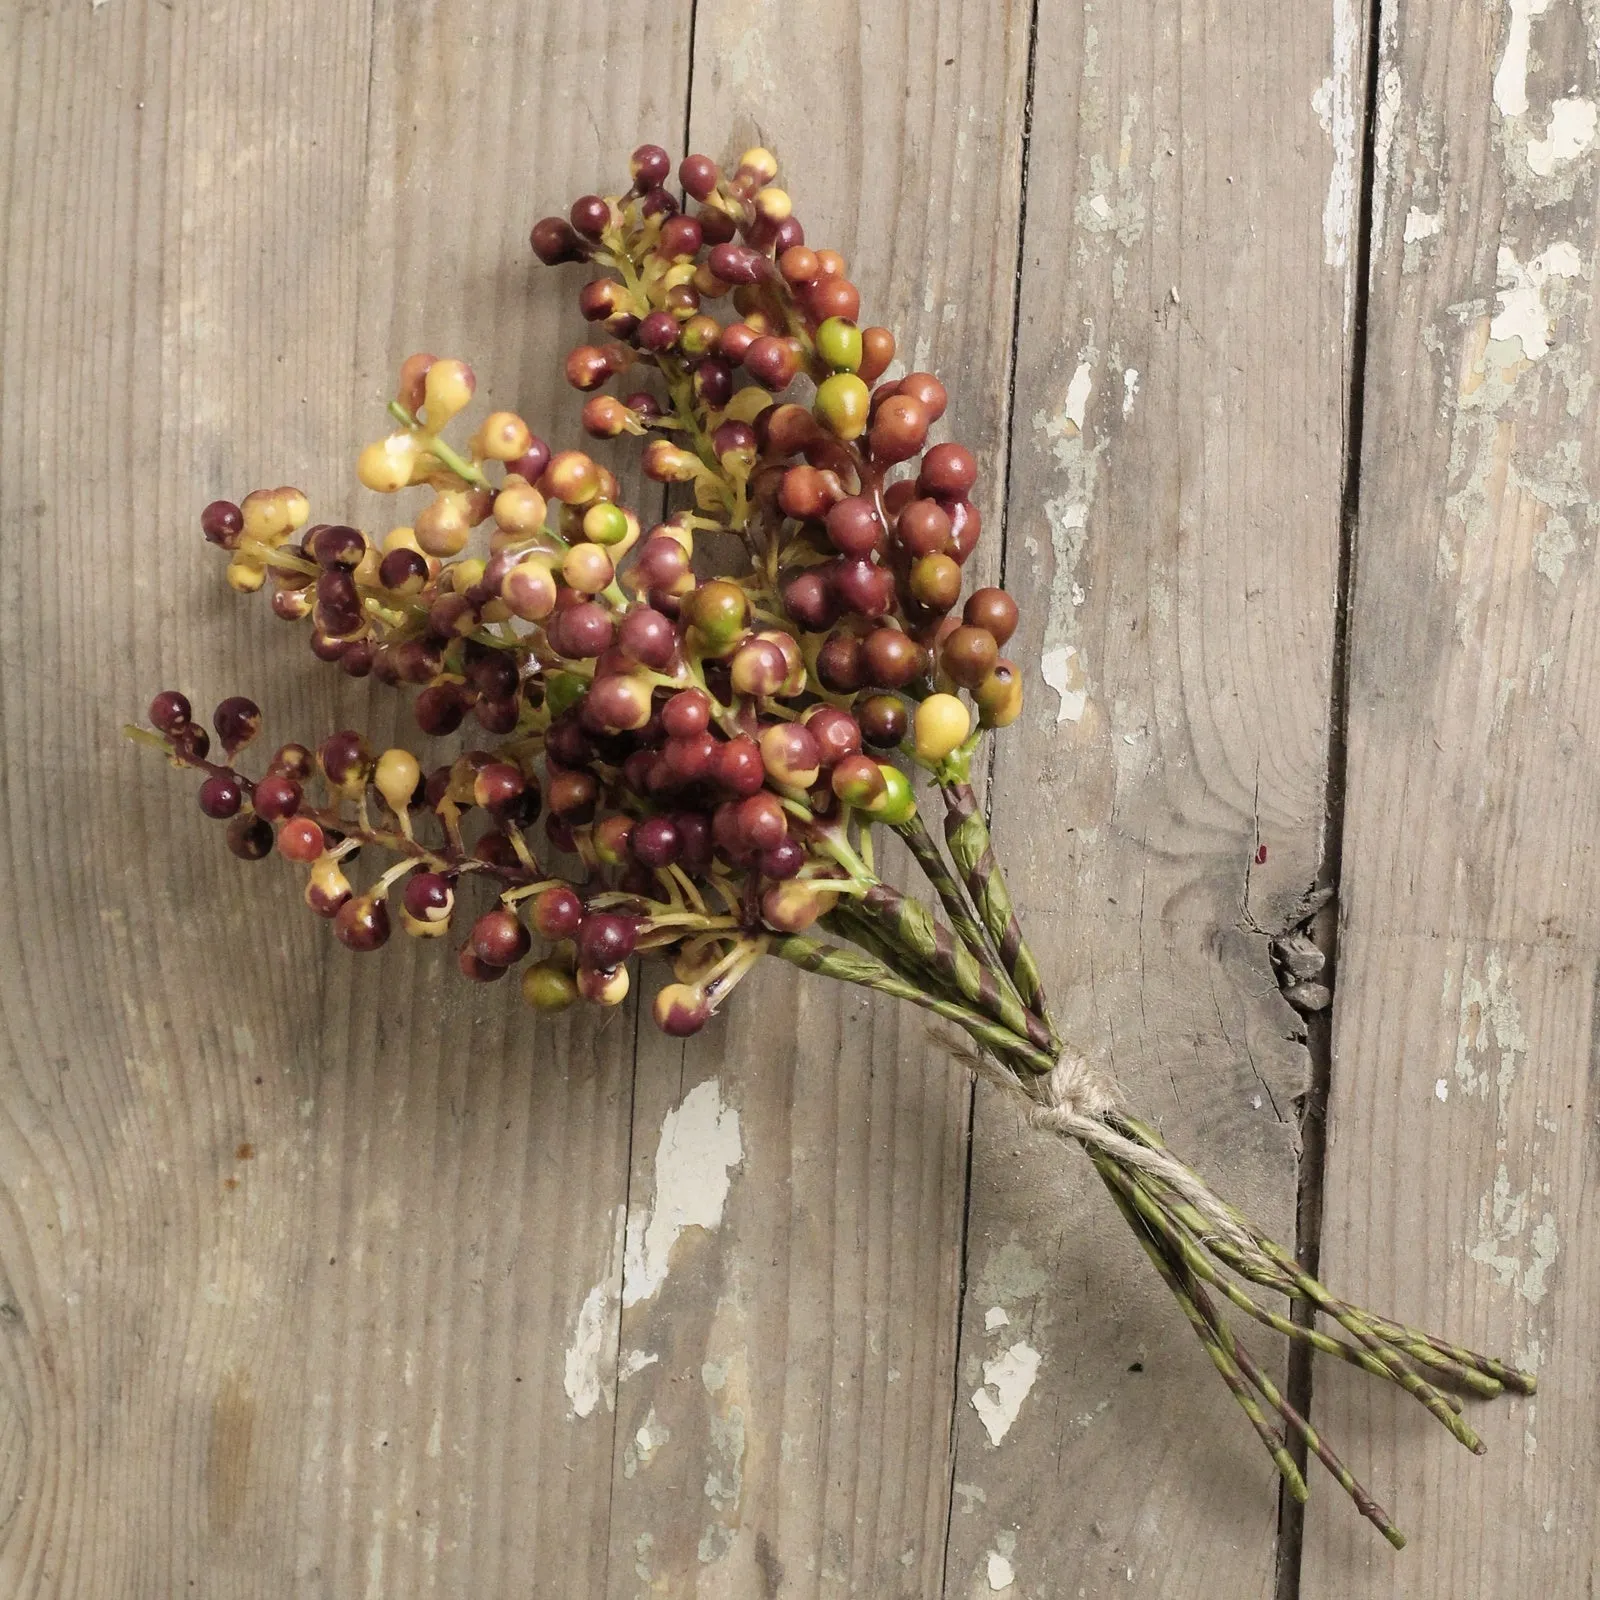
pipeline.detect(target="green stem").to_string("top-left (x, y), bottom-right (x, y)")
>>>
top-left (939, 780), bottom-right (1055, 1032)
top-left (858, 883), bottom-right (1054, 1054)
top-left (771, 932), bottom-right (1057, 1075)
top-left (893, 811), bottom-right (1012, 981)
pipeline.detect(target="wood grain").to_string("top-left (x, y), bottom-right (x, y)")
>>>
top-left (1300, 0), bottom-right (1600, 1591)
top-left (600, 5), bottom-right (1033, 1594)
top-left (941, 2), bottom-right (1359, 1594)
top-left (7, 0), bottom-right (1592, 1592)
top-left (0, 2), bottom-right (689, 1595)
top-left (0, 6), bottom-right (373, 1595)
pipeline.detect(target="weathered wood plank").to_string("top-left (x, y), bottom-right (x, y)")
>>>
top-left (0, 3), bottom-right (691, 1595)
top-left (598, 8), bottom-right (1033, 1594)
top-left (0, 4), bottom-right (375, 1594)
top-left (272, 6), bottom-right (693, 1596)
top-left (1301, 0), bottom-right (1600, 1591)
top-left (942, 2), bottom-right (1361, 1593)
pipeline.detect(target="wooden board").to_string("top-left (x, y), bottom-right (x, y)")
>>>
top-left (1300, 1), bottom-right (1600, 1592)
top-left (942, 1), bottom-right (1359, 1594)
top-left (10, 0), bottom-right (1596, 1594)
top-left (600, 5), bottom-right (1032, 1595)
top-left (0, 3), bottom-right (691, 1595)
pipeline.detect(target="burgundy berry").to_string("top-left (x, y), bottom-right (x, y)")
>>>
top-left (198, 775), bottom-right (242, 819)
top-left (578, 912), bottom-right (638, 971)
top-left (201, 500), bottom-right (244, 549)
top-left (334, 895), bottom-right (391, 953)
top-left (631, 815), bottom-right (682, 868)
top-left (149, 689), bottom-right (192, 733)
top-left (253, 774), bottom-right (302, 820)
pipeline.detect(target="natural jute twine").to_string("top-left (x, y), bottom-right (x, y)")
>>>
top-left (932, 1027), bottom-right (1262, 1262)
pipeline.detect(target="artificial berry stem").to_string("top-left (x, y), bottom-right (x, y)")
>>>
top-left (138, 140), bottom-right (1534, 1549)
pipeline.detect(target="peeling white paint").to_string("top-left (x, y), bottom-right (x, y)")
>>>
top-left (563, 1205), bottom-right (625, 1420)
top-left (1041, 645), bottom-right (1088, 724)
top-left (563, 1279), bottom-right (614, 1420)
top-left (1492, 0), bottom-right (1553, 119)
top-left (1034, 346), bottom-right (1102, 727)
top-left (1063, 360), bottom-right (1094, 431)
top-left (623, 1079), bottom-right (742, 1308)
top-left (985, 1305), bottom-right (1010, 1332)
top-left (1312, 0), bottom-right (1362, 302)
top-left (1527, 97), bottom-right (1598, 175)
top-left (623, 1406), bottom-right (670, 1478)
top-left (1404, 208), bottom-right (1443, 244)
top-left (1371, 62), bottom-right (1403, 249)
top-left (1088, 193), bottom-right (1112, 221)
top-left (971, 1342), bottom-right (1042, 1445)
top-left (1121, 367), bottom-right (1140, 416)
top-left (1533, 512), bottom-right (1577, 584)
top-left (1435, 1077), bottom-right (1450, 1103)
top-left (1454, 950), bottom-right (1528, 1122)
top-left (1469, 1161), bottom-right (1560, 1305)
top-left (987, 1551), bottom-right (1016, 1589)
top-left (618, 1349), bottom-right (659, 1381)
top-left (1490, 242), bottom-right (1584, 364)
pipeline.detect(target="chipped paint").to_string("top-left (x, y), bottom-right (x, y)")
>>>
top-left (563, 1206), bottom-right (625, 1420)
top-left (1371, 61), bottom-right (1404, 250)
top-left (1527, 97), bottom-right (1598, 175)
top-left (953, 1481), bottom-right (987, 1513)
top-left (563, 1279), bottom-right (614, 1421)
top-left (984, 1305), bottom-right (1010, 1332)
top-left (1435, 1077), bottom-right (1449, 1102)
top-left (1034, 343), bottom-right (1102, 725)
top-left (1121, 367), bottom-right (1140, 416)
top-left (1492, 0), bottom-right (1553, 119)
top-left (971, 1342), bottom-right (1042, 1445)
top-left (622, 1406), bottom-right (669, 1479)
top-left (618, 1349), bottom-right (659, 1381)
top-left (1468, 1161), bottom-right (1560, 1304)
top-left (1490, 242), bottom-right (1585, 363)
top-left (1404, 208), bottom-right (1442, 244)
top-left (1063, 360), bottom-right (1094, 430)
top-left (1312, 0), bottom-right (1362, 312)
top-left (1041, 645), bottom-right (1088, 723)
top-left (1533, 512), bottom-right (1577, 583)
top-left (1453, 950), bottom-right (1529, 1129)
top-left (987, 1551), bottom-right (1015, 1590)
top-left (623, 1078), bottom-right (742, 1308)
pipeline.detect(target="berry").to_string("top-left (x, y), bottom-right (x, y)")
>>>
top-left (201, 500), bottom-right (244, 549)
top-left (919, 441), bottom-right (977, 497)
top-left (334, 894), bottom-right (391, 952)
top-left (941, 625), bottom-right (999, 689)
top-left (653, 982), bottom-right (711, 1036)
top-left (814, 373), bottom-right (870, 440)
top-left (149, 690), bottom-right (192, 734)
top-left (472, 908), bottom-right (531, 968)
top-left (226, 815), bottom-right (274, 861)
top-left (532, 885), bottom-right (584, 939)
top-left (578, 912), bottom-right (638, 971)
top-left (403, 872), bottom-right (454, 928)
top-left (522, 961), bottom-right (578, 1010)
top-left (198, 775), bottom-right (243, 819)
top-left (963, 587), bottom-right (1019, 646)
top-left (914, 693), bottom-right (971, 762)
top-left (277, 817), bottom-right (325, 862)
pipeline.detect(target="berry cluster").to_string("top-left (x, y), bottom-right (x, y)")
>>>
top-left (154, 144), bottom-right (1027, 1039)
top-left (138, 145), bottom-right (1532, 1545)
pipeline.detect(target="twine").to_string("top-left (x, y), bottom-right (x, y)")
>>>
top-left (931, 1026), bottom-right (1263, 1261)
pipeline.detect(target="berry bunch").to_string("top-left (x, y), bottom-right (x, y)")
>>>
top-left (137, 144), bottom-right (1531, 1546)
top-left (159, 144), bottom-right (1030, 1041)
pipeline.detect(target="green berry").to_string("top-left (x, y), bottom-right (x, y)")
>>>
top-left (815, 316), bottom-right (863, 373)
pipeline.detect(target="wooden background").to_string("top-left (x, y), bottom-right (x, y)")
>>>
top-left (0, 0), bottom-right (1594, 1594)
